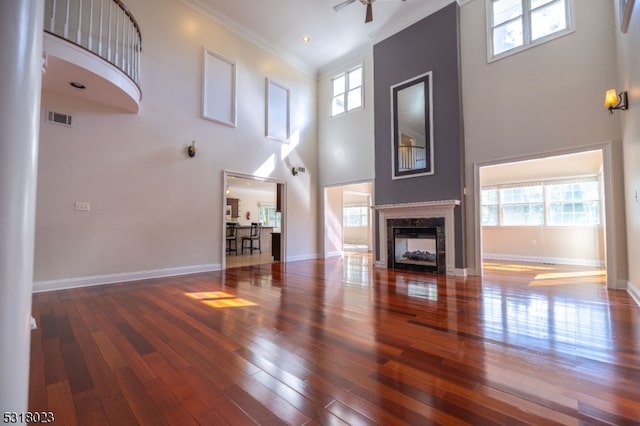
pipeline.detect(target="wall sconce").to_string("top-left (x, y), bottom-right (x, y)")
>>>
top-left (291, 166), bottom-right (306, 176)
top-left (604, 89), bottom-right (628, 114)
top-left (187, 141), bottom-right (197, 157)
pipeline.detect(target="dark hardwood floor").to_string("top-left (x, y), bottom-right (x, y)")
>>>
top-left (29, 257), bottom-right (640, 425)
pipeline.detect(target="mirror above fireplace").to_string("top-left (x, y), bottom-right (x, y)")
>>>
top-left (390, 71), bottom-right (434, 179)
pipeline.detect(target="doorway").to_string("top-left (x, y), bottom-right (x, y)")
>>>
top-left (476, 148), bottom-right (609, 286)
top-left (323, 181), bottom-right (373, 258)
top-left (223, 172), bottom-right (285, 269)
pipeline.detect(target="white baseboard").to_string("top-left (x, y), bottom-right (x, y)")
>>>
top-left (285, 253), bottom-right (321, 262)
top-left (483, 253), bottom-right (605, 268)
top-left (627, 281), bottom-right (640, 308)
top-left (326, 251), bottom-right (343, 258)
top-left (33, 263), bottom-right (221, 293)
top-left (455, 268), bottom-right (469, 277)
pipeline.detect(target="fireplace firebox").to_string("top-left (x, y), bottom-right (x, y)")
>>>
top-left (393, 228), bottom-right (437, 272)
top-left (386, 217), bottom-right (446, 274)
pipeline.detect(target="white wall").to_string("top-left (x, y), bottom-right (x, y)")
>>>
top-left (318, 54), bottom-right (375, 187)
top-left (34, 0), bottom-right (318, 286)
top-left (460, 0), bottom-right (625, 277)
top-left (324, 186), bottom-right (343, 257)
top-left (483, 227), bottom-right (605, 266)
top-left (614, 0), bottom-right (640, 303)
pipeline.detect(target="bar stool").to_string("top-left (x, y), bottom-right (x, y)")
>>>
top-left (241, 222), bottom-right (261, 254)
top-left (226, 223), bottom-right (238, 255)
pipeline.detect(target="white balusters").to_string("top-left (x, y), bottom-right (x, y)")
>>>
top-left (43, 0), bottom-right (141, 86)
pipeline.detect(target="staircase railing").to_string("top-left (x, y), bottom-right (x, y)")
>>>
top-left (44, 0), bottom-right (142, 86)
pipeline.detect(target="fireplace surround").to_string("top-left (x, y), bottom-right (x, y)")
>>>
top-left (374, 200), bottom-right (460, 275)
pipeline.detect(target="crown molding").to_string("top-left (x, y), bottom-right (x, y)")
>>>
top-left (175, 0), bottom-right (317, 77)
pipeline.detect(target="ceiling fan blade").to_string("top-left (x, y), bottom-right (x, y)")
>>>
top-left (333, 0), bottom-right (356, 12)
top-left (365, 2), bottom-right (373, 23)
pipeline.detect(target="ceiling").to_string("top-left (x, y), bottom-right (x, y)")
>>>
top-left (177, 0), bottom-right (452, 75)
top-left (480, 150), bottom-right (604, 186)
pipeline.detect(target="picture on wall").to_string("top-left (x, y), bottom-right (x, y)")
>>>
top-left (202, 48), bottom-right (237, 127)
top-left (265, 78), bottom-right (290, 143)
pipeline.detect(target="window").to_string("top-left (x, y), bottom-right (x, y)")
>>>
top-left (488, 0), bottom-right (572, 60)
top-left (258, 204), bottom-right (280, 228)
top-left (343, 205), bottom-right (368, 227)
top-left (500, 184), bottom-right (544, 225)
top-left (331, 66), bottom-right (363, 117)
top-left (481, 177), bottom-right (601, 227)
top-left (547, 180), bottom-right (600, 225)
top-left (480, 188), bottom-right (499, 225)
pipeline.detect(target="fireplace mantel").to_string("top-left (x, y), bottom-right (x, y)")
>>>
top-left (374, 200), bottom-right (460, 274)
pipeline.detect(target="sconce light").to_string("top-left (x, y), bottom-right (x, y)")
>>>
top-left (291, 166), bottom-right (306, 176)
top-left (604, 89), bottom-right (628, 114)
top-left (187, 141), bottom-right (197, 157)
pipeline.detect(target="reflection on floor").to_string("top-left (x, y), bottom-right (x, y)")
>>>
top-left (483, 260), bottom-right (607, 287)
top-left (226, 252), bottom-right (274, 268)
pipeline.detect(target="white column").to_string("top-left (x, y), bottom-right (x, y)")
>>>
top-left (0, 0), bottom-right (45, 417)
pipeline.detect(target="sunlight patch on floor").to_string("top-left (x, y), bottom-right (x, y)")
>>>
top-left (483, 262), bottom-right (555, 273)
top-left (185, 291), bottom-right (258, 308)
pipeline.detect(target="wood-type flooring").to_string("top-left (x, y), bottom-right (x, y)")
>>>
top-left (28, 257), bottom-right (640, 425)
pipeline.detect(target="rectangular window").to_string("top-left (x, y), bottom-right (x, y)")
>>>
top-left (258, 204), bottom-right (281, 228)
top-left (546, 180), bottom-right (600, 225)
top-left (331, 66), bottom-right (363, 117)
top-left (481, 188), bottom-right (499, 225)
top-left (488, 0), bottom-right (573, 61)
top-left (481, 177), bottom-right (601, 227)
top-left (343, 205), bottom-right (368, 227)
top-left (500, 184), bottom-right (544, 225)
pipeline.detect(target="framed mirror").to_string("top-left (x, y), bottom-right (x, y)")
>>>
top-left (391, 71), bottom-right (434, 179)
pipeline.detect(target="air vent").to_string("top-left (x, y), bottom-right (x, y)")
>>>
top-left (46, 110), bottom-right (72, 127)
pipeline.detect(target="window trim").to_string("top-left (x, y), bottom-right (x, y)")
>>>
top-left (486, 0), bottom-right (575, 63)
top-left (481, 176), bottom-right (602, 227)
top-left (330, 64), bottom-right (364, 118)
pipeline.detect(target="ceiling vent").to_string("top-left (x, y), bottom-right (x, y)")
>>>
top-left (46, 110), bottom-right (72, 127)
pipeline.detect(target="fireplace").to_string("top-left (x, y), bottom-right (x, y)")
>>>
top-left (393, 228), bottom-right (437, 272)
top-left (374, 200), bottom-right (459, 275)
top-left (388, 218), bottom-right (445, 274)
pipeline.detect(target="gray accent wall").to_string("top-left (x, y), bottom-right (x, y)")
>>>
top-left (373, 3), bottom-right (465, 269)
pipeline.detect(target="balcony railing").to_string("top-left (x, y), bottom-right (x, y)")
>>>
top-left (398, 145), bottom-right (426, 172)
top-left (44, 0), bottom-right (141, 86)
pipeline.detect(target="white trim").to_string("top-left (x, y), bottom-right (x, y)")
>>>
top-left (286, 253), bottom-right (321, 262)
top-left (176, 0), bottom-right (316, 76)
top-left (627, 281), bottom-right (640, 307)
top-left (374, 200), bottom-right (460, 274)
top-left (473, 142), bottom-right (619, 289)
top-left (483, 253), bottom-right (605, 268)
top-left (455, 268), bottom-right (469, 276)
top-left (33, 263), bottom-right (220, 293)
top-left (486, 0), bottom-right (575, 63)
top-left (265, 78), bottom-right (290, 142)
top-left (202, 47), bottom-right (237, 128)
top-left (390, 71), bottom-right (435, 180)
top-left (222, 170), bottom-right (287, 270)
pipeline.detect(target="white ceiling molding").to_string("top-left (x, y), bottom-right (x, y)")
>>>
top-left (176, 0), bottom-right (317, 76)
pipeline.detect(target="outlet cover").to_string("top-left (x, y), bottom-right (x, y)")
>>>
top-left (75, 201), bottom-right (91, 211)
